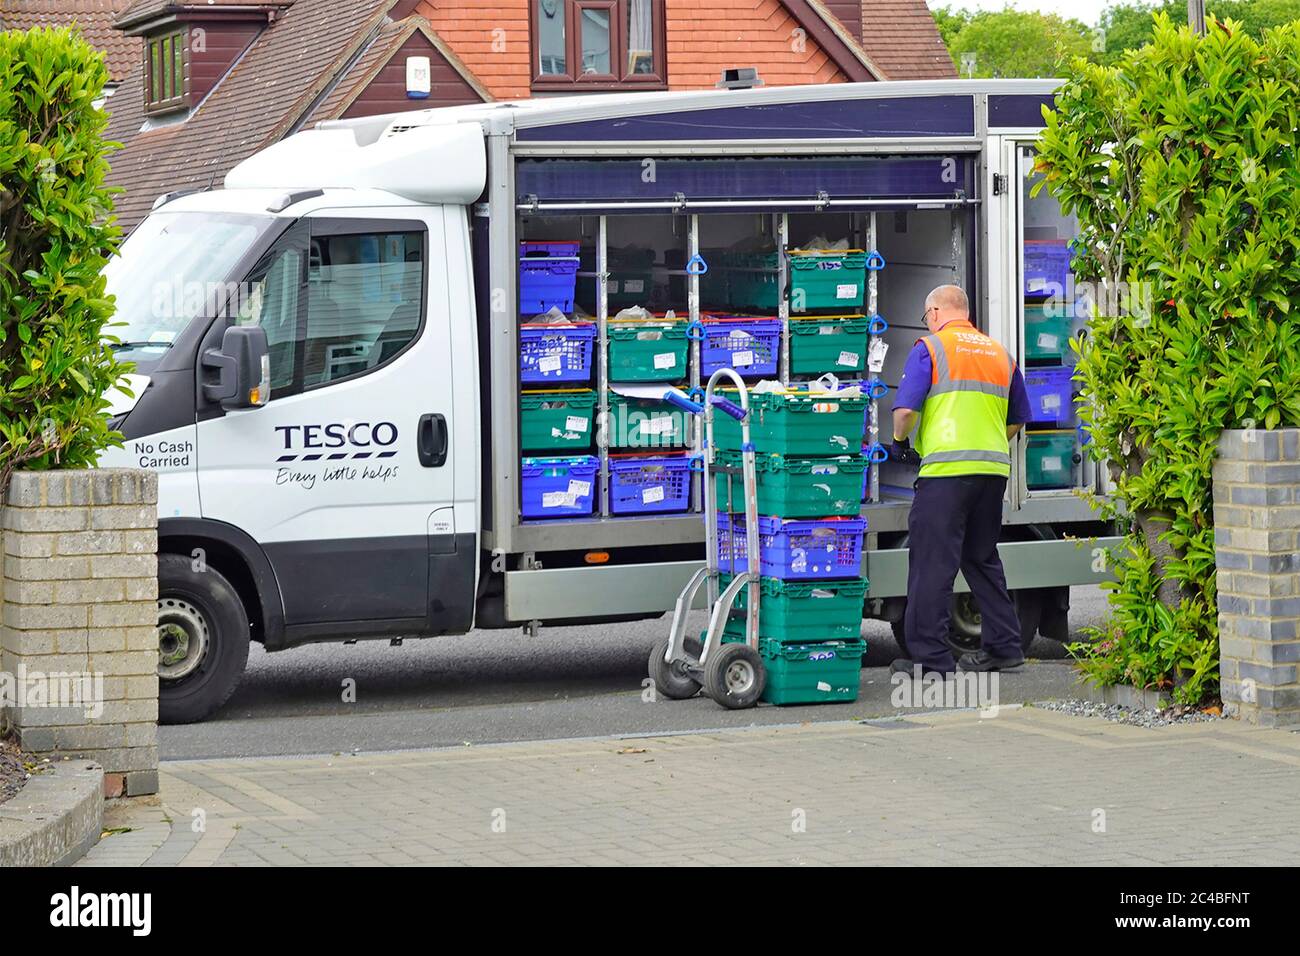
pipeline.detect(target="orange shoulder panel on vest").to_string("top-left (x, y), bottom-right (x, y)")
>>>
top-left (936, 323), bottom-right (1012, 387)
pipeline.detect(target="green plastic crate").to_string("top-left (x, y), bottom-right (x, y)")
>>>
top-left (607, 392), bottom-right (689, 449)
top-left (760, 637), bottom-right (866, 705)
top-left (733, 252), bottom-right (781, 310)
top-left (519, 390), bottom-right (596, 452)
top-left (711, 390), bottom-right (868, 456)
top-left (1026, 430), bottom-right (1076, 489)
top-left (607, 322), bottom-right (689, 382)
top-left (720, 574), bottom-right (867, 643)
top-left (788, 315), bottom-right (870, 375)
top-left (1024, 303), bottom-right (1072, 363)
top-left (789, 249), bottom-right (867, 311)
top-left (713, 450), bottom-right (866, 517)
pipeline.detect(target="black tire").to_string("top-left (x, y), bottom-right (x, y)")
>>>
top-left (702, 642), bottom-right (765, 710)
top-left (891, 591), bottom-right (1040, 658)
top-left (648, 637), bottom-right (701, 700)
top-left (157, 553), bottom-right (250, 724)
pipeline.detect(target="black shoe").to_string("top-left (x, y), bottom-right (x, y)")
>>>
top-left (890, 658), bottom-right (955, 679)
top-left (957, 650), bottom-right (1025, 672)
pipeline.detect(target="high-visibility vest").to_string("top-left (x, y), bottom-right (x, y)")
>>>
top-left (915, 319), bottom-right (1014, 478)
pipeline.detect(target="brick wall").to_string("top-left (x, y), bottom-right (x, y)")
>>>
top-left (1213, 429), bottom-right (1300, 728)
top-left (0, 469), bottom-right (160, 796)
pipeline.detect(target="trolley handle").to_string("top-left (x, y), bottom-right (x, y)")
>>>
top-left (664, 391), bottom-right (704, 415)
top-left (710, 396), bottom-right (748, 421)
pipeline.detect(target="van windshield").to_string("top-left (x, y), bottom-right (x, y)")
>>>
top-left (103, 210), bottom-right (281, 369)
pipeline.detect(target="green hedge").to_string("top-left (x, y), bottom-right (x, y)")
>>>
top-left (0, 26), bottom-right (127, 496)
top-left (1036, 15), bottom-right (1300, 703)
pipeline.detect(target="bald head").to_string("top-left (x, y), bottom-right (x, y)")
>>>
top-left (924, 284), bottom-right (969, 332)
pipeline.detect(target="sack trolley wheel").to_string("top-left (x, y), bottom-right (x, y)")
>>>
top-left (649, 368), bottom-right (766, 711)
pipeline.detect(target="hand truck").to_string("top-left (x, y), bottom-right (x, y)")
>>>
top-left (648, 368), bottom-right (766, 709)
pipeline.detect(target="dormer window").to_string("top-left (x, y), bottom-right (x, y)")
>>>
top-left (145, 29), bottom-right (188, 114)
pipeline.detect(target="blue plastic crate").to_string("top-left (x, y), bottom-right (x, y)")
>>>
top-left (1024, 241), bottom-right (1072, 298)
top-left (1024, 365), bottom-right (1077, 426)
top-left (521, 456), bottom-right (598, 519)
top-left (519, 323), bottom-right (596, 384)
top-left (520, 256), bottom-right (580, 314)
top-left (716, 514), bottom-right (866, 580)
top-left (700, 317), bottom-right (781, 377)
top-left (609, 455), bottom-right (692, 515)
top-left (520, 240), bottom-right (580, 258)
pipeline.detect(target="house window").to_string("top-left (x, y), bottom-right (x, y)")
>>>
top-left (532, 0), bottom-right (666, 90)
top-left (145, 29), bottom-right (188, 114)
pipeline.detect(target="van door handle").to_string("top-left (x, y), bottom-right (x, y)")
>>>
top-left (418, 413), bottom-right (448, 467)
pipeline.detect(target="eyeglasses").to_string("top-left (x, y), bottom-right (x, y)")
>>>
top-left (920, 306), bottom-right (935, 323)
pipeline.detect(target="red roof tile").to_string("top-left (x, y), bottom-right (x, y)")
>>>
top-left (854, 0), bottom-right (955, 80)
top-left (103, 0), bottom-right (398, 229)
top-left (1, 0), bottom-right (140, 81)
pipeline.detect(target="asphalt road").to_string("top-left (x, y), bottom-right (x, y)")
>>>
top-left (160, 586), bottom-right (1110, 760)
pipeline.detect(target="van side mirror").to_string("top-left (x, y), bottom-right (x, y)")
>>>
top-left (201, 325), bottom-right (271, 409)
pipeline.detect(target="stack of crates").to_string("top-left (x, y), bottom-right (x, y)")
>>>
top-left (711, 389), bottom-right (869, 705)
top-left (518, 240), bottom-right (599, 519)
top-left (1022, 239), bottom-right (1081, 490)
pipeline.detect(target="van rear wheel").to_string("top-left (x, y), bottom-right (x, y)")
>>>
top-left (157, 553), bottom-right (250, 724)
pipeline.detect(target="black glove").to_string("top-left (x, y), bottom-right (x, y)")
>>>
top-left (889, 435), bottom-right (921, 466)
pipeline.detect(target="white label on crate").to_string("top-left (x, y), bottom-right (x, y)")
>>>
top-left (538, 354), bottom-right (562, 373)
top-left (565, 415), bottom-right (589, 432)
top-left (732, 329), bottom-right (752, 340)
top-left (817, 681), bottom-right (833, 692)
top-left (733, 349), bottom-right (754, 367)
top-left (810, 589), bottom-right (834, 599)
top-left (1037, 333), bottom-right (1060, 350)
top-left (1041, 456), bottom-right (1063, 472)
top-left (868, 338), bottom-right (888, 373)
top-left (810, 464), bottom-right (838, 475)
top-left (653, 352), bottom-right (677, 369)
top-left (1041, 393), bottom-right (1062, 411)
top-left (818, 324), bottom-right (839, 335)
top-left (567, 479), bottom-right (591, 497)
top-left (623, 278), bottom-right (645, 294)
top-left (829, 435), bottom-right (849, 449)
top-left (1027, 278), bottom-right (1047, 292)
top-left (542, 491), bottom-right (575, 508)
top-left (642, 485), bottom-right (666, 504)
top-left (836, 284), bottom-right (858, 299)
top-left (837, 351), bottom-right (860, 367)
top-left (640, 416), bottom-right (673, 435)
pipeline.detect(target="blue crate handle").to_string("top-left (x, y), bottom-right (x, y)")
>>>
top-left (686, 253), bottom-right (709, 275)
top-left (711, 396), bottom-right (747, 421)
top-left (688, 387), bottom-right (705, 403)
top-left (865, 442), bottom-right (889, 463)
top-left (866, 251), bottom-right (886, 271)
top-left (868, 314), bottom-right (888, 335)
top-left (664, 390), bottom-right (704, 415)
top-left (688, 454), bottom-right (705, 473)
top-left (685, 320), bottom-right (705, 341)
top-left (868, 378), bottom-right (890, 400)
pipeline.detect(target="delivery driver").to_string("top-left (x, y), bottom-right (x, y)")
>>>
top-left (889, 284), bottom-right (1032, 677)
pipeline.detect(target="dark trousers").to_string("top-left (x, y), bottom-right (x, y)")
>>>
top-left (904, 475), bottom-right (1022, 670)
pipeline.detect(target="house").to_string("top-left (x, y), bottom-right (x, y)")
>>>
top-left (5, 0), bottom-right (956, 230)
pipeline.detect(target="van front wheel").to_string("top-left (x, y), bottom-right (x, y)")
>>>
top-left (157, 553), bottom-right (250, 724)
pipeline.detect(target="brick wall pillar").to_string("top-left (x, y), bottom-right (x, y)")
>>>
top-left (1213, 429), bottom-right (1300, 727)
top-left (0, 469), bottom-right (159, 795)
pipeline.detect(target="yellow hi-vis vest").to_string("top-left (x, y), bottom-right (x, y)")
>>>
top-left (915, 320), bottom-right (1015, 478)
